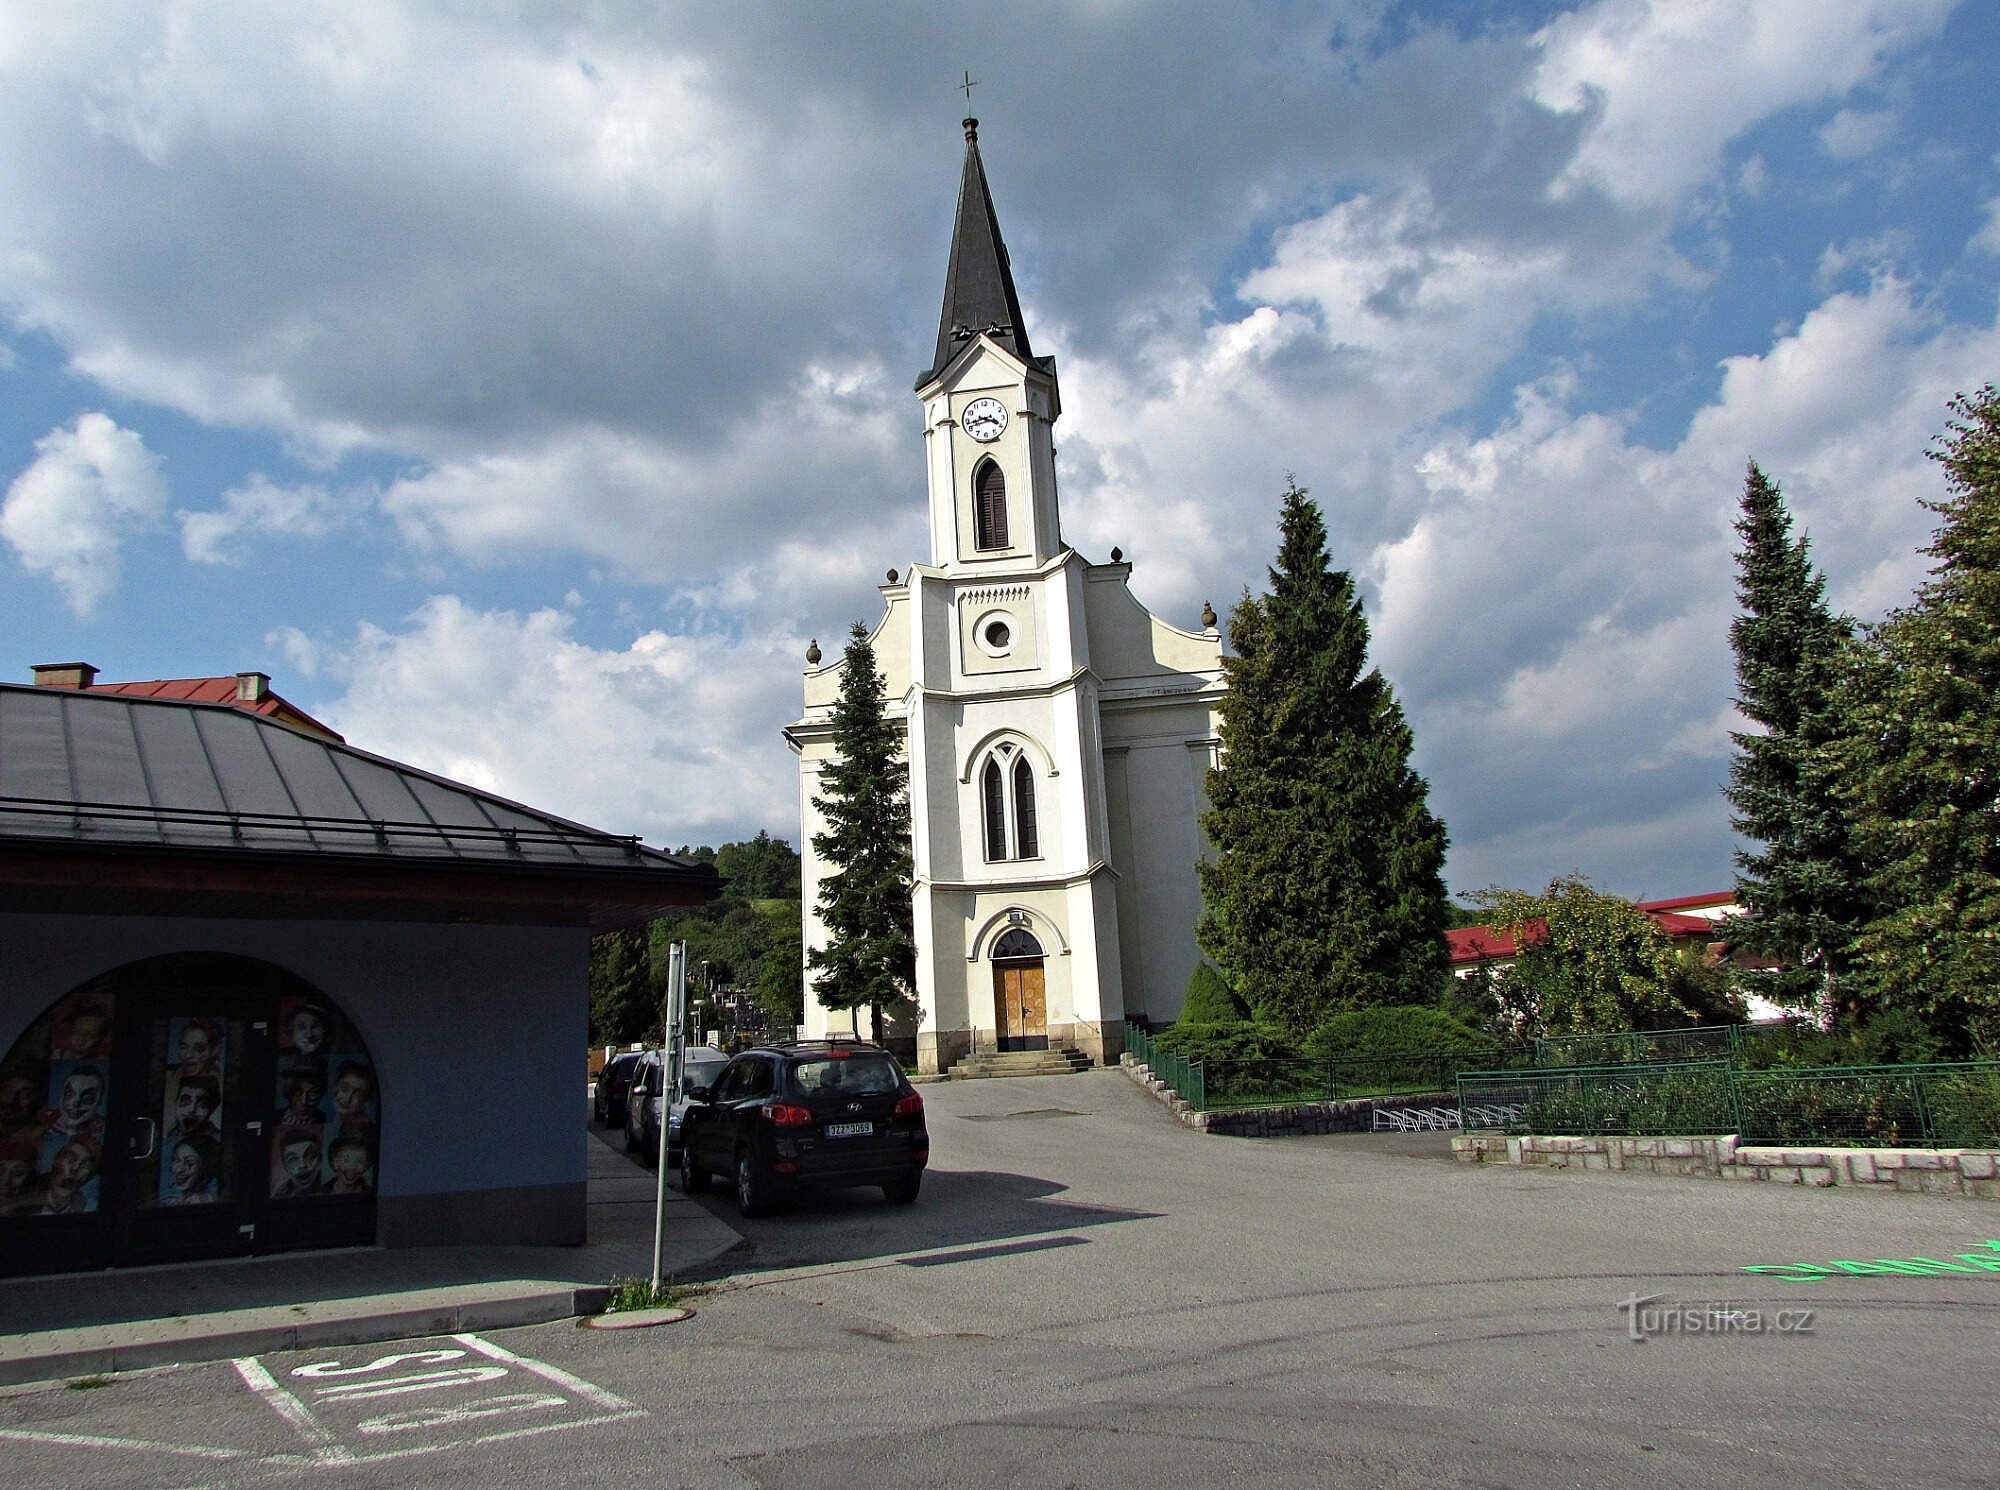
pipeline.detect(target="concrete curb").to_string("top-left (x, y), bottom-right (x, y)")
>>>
top-left (0, 1283), bottom-right (607, 1389)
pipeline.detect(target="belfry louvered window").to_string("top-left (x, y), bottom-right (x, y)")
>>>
top-left (979, 741), bottom-right (1042, 862)
top-left (974, 459), bottom-right (1008, 550)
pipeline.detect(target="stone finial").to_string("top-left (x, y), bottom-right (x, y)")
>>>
top-left (806, 639), bottom-right (821, 665)
top-left (886, 568), bottom-right (899, 583)
top-left (1201, 600), bottom-right (1217, 629)
top-left (1110, 546), bottom-right (1123, 563)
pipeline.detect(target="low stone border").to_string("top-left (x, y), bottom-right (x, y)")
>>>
top-left (1119, 1055), bottom-right (1451, 1136)
top-left (1452, 1132), bottom-right (2000, 1199)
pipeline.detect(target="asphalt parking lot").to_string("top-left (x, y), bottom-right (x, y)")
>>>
top-left (3, 1067), bottom-right (1994, 1489)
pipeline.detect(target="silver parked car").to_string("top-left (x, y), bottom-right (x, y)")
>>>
top-left (624, 1046), bottom-right (731, 1165)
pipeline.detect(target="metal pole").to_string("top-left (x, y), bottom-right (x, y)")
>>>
top-left (651, 940), bottom-right (686, 1290)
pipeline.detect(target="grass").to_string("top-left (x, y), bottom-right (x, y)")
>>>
top-left (66, 1376), bottom-right (111, 1391)
top-left (604, 1274), bottom-right (697, 1313)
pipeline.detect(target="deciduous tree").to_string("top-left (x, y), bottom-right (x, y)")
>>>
top-left (1472, 876), bottom-right (1743, 1038)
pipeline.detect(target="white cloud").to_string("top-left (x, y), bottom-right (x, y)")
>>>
top-left (304, 596), bottom-right (802, 849)
top-left (179, 473), bottom-right (357, 564)
top-left (1375, 273), bottom-right (2000, 896)
top-left (1972, 197), bottom-right (2000, 257)
top-left (1818, 107), bottom-right (1897, 161)
top-left (1, 412), bottom-right (165, 614)
top-left (1531, 0), bottom-right (1947, 205)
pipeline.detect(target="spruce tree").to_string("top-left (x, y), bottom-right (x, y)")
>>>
top-left (1837, 386), bottom-right (2000, 1053)
top-left (806, 623), bottom-right (918, 1042)
top-left (1197, 480), bottom-right (1450, 1037)
top-left (1725, 460), bottom-right (1864, 1012)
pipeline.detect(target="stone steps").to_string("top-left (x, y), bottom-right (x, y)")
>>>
top-left (946, 1047), bottom-right (1092, 1079)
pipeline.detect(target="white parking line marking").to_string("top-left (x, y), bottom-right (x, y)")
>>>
top-left (0, 1427), bottom-right (259, 1461)
top-left (232, 1356), bottom-right (355, 1465)
top-left (228, 1333), bottom-right (645, 1470)
top-left (356, 1390), bottom-right (568, 1436)
top-left (452, 1332), bottom-right (639, 1412)
top-left (310, 1365), bottom-right (510, 1401)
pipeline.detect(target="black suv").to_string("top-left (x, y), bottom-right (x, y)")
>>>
top-left (593, 1050), bottom-right (643, 1128)
top-left (678, 1040), bottom-right (928, 1217)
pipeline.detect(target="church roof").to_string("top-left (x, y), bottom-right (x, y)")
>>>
top-left (918, 118), bottom-right (1050, 389)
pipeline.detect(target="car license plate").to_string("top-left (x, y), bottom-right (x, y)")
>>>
top-left (824, 1121), bottom-right (872, 1138)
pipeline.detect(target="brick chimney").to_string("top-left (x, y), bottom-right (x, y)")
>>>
top-left (235, 670), bottom-right (271, 703)
top-left (32, 662), bottom-right (98, 690)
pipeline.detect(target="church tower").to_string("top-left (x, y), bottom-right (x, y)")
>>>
top-left (789, 120), bottom-right (1226, 1074)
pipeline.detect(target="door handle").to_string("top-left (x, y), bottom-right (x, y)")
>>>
top-left (131, 1116), bottom-right (157, 1161)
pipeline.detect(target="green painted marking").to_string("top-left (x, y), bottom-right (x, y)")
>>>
top-left (1742, 1241), bottom-right (2000, 1282)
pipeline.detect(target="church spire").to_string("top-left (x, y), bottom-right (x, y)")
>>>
top-left (919, 117), bottom-right (1036, 388)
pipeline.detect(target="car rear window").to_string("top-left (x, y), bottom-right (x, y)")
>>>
top-left (682, 1054), bottom-right (728, 1088)
top-left (790, 1054), bottom-right (903, 1097)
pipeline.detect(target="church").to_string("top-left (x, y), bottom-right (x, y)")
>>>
top-left (787, 120), bottom-right (1226, 1074)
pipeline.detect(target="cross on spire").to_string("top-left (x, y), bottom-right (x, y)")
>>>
top-left (959, 70), bottom-right (979, 110)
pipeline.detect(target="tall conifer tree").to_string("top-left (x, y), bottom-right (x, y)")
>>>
top-left (1198, 480), bottom-right (1450, 1036)
top-left (1726, 461), bottom-right (1864, 1011)
top-left (807, 623), bottom-right (918, 1042)
top-left (1837, 386), bottom-right (2000, 1052)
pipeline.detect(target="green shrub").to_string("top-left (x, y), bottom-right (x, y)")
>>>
top-left (1181, 961), bottom-right (1251, 1025)
top-left (1301, 1005), bottom-right (1497, 1061)
top-left (1153, 1021), bottom-right (1290, 1063)
top-left (1926, 1073), bottom-right (2000, 1148)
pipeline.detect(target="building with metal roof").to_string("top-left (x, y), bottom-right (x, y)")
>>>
top-left (0, 678), bottom-right (716, 1276)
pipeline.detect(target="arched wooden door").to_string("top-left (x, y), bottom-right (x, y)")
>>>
top-left (991, 928), bottom-right (1047, 1053)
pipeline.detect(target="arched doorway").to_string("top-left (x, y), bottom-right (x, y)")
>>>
top-left (0, 953), bottom-right (379, 1277)
top-left (991, 927), bottom-right (1047, 1052)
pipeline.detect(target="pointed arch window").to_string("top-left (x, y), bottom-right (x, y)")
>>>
top-left (982, 759), bottom-right (1008, 861)
top-left (978, 741), bottom-right (1043, 862)
top-left (1013, 755), bottom-right (1038, 859)
top-left (974, 459), bottom-right (1008, 550)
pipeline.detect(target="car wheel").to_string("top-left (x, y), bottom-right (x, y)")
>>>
top-left (621, 1118), bottom-right (634, 1151)
top-left (734, 1150), bottom-right (771, 1218)
top-left (883, 1172), bottom-right (921, 1205)
top-left (679, 1140), bottom-right (708, 1194)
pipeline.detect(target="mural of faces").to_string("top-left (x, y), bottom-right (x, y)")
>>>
top-left (270, 1129), bottom-right (324, 1198)
top-left (172, 1018), bottom-right (220, 1077)
top-left (163, 1135), bottom-right (220, 1205)
top-left (56, 1065), bottom-right (105, 1130)
top-left (3, 978), bottom-right (379, 1228)
top-left (0, 1139), bottom-right (40, 1216)
top-left (279, 998), bottom-right (332, 1060)
top-left (327, 1133), bottom-right (373, 1194)
top-left (43, 1136), bottom-right (100, 1214)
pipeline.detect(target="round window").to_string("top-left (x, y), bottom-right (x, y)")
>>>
top-left (972, 609), bottom-right (1017, 659)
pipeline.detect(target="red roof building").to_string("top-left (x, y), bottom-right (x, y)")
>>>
top-left (30, 662), bottom-right (343, 741)
top-left (1447, 892), bottom-right (1744, 973)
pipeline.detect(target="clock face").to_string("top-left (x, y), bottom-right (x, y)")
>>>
top-left (962, 397), bottom-right (1009, 442)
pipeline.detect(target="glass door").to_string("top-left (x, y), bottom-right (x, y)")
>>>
top-left (107, 992), bottom-right (274, 1267)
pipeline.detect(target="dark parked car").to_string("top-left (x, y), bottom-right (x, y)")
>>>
top-left (593, 1050), bottom-right (643, 1128)
top-left (624, 1045), bottom-right (731, 1164)
top-left (678, 1040), bottom-right (927, 1217)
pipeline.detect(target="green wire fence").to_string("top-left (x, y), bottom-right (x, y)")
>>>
top-left (1457, 1060), bottom-right (2000, 1148)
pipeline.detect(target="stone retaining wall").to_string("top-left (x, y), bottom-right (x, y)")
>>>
top-left (1120, 1055), bottom-right (1450, 1136)
top-left (1452, 1132), bottom-right (2000, 1199)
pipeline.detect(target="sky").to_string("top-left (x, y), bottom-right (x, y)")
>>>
top-left (3, 1), bottom-right (1997, 905)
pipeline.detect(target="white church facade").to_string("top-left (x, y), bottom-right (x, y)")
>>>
top-left (787, 120), bottom-right (1225, 1074)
